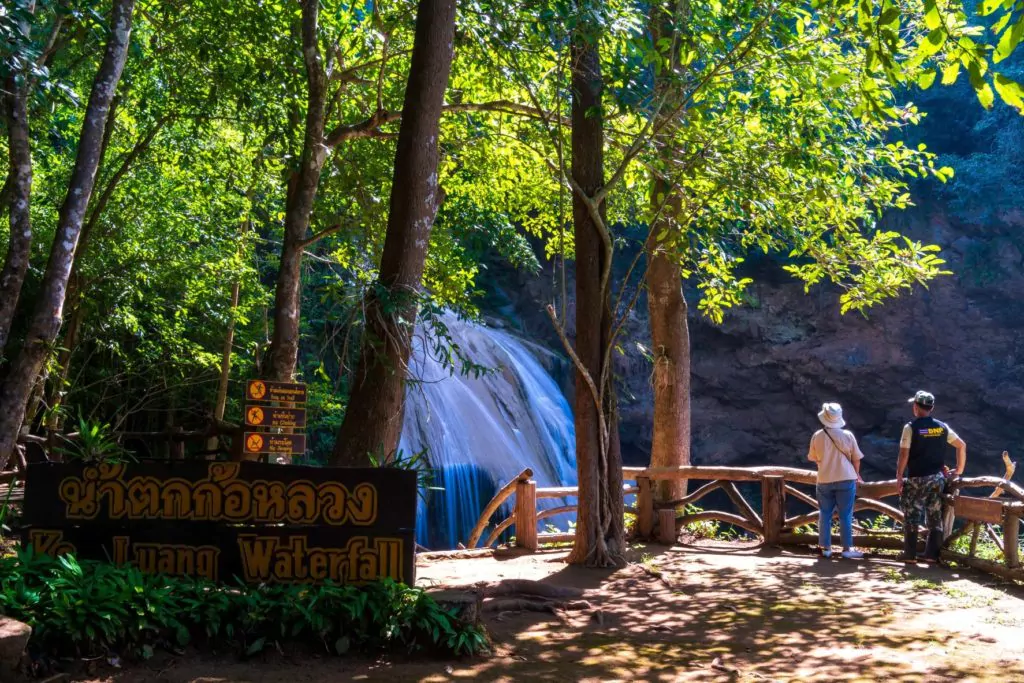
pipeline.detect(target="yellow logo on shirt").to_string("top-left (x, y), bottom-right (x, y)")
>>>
top-left (917, 427), bottom-right (944, 437)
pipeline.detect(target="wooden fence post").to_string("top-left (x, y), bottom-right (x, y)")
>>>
top-left (637, 476), bottom-right (654, 540)
top-left (762, 475), bottom-right (785, 547)
top-left (1004, 507), bottom-right (1020, 569)
top-left (658, 509), bottom-right (676, 545)
top-left (515, 479), bottom-right (538, 551)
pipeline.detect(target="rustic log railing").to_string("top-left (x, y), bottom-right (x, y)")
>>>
top-left (467, 461), bottom-right (1024, 582)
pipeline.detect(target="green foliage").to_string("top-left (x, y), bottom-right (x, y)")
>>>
top-left (681, 504), bottom-right (738, 541)
top-left (368, 446), bottom-right (442, 503)
top-left (56, 415), bottom-right (132, 464)
top-left (0, 548), bottom-right (488, 660)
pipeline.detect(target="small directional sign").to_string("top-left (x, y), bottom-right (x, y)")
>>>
top-left (245, 405), bottom-right (307, 429)
top-left (246, 379), bottom-right (307, 404)
top-left (243, 432), bottom-right (306, 456)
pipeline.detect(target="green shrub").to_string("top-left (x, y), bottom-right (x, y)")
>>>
top-left (0, 548), bottom-right (487, 661)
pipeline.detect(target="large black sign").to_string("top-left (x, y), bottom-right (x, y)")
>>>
top-left (21, 462), bottom-right (416, 586)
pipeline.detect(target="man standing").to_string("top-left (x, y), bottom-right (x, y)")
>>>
top-left (897, 390), bottom-right (967, 563)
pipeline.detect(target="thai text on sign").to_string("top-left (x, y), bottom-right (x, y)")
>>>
top-left (21, 462), bottom-right (417, 586)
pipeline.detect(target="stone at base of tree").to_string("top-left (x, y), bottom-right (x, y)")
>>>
top-left (426, 589), bottom-right (484, 628)
top-left (0, 616), bottom-right (31, 675)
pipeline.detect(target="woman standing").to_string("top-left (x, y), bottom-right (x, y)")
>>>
top-left (807, 403), bottom-right (865, 559)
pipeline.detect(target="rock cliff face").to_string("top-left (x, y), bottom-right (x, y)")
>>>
top-left (481, 199), bottom-right (1024, 480)
top-left (479, 78), bottom-right (1024, 481)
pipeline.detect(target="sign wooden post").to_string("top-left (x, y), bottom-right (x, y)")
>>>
top-left (21, 462), bottom-right (416, 585)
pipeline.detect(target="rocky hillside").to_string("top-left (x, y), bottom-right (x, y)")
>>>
top-left (479, 76), bottom-right (1024, 481)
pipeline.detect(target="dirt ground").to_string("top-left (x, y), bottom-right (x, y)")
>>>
top-left (56, 542), bottom-right (1024, 682)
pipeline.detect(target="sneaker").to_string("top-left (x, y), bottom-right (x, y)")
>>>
top-left (821, 549), bottom-right (832, 558)
top-left (841, 550), bottom-right (864, 559)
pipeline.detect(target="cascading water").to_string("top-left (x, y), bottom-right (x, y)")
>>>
top-left (399, 313), bottom-right (577, 549)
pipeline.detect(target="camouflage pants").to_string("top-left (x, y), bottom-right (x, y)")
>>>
top-left (900, 473), bottom-right (945, 531)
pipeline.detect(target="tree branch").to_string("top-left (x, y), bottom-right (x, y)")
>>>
top-left (299, 222), bottom-right (342, 248)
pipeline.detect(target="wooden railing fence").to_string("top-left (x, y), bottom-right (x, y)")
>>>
top-left (468, 461), bottom-right (1024, 583)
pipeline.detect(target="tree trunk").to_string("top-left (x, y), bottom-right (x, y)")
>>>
top-left (266, 0), bottom-right (329, 383)
top-left (566, 27), bottom-right (624, 567)
top-left (0, 80), bottom-right (34, 356)
top-left (330, 0), bottom-right (457, 467)
top-left (207, 279), bottom-right (241, 456)
top-left (0, 0), bottom-right (135, 471)
top-left (645, 1), bottom-right (691, 506)
top-left (646, 183), bottom-right (691, 504)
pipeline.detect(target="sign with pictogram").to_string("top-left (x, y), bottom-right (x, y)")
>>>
top-left (245, 405), bottom-right (306, 429)
top-left (242, 432), bottom-right (306, 456)
top-left (245, 379), bottom-right (307, 404)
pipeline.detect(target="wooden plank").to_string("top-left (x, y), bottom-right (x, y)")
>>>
top-left (942, 550), bottom-right (1024, 583)
top-left (762, 475), bottom-right (785, 547)
top-left (955, 495), bottom-right (1006, 525)
top-left (637, 477), bottom-right (654, 540)
top-left (538, 532), bottom-right (575, 544)
top-left (658, 509), bottom-right (676, 545)
top-left (515, 480), bottom-right (538, 551)
top-left (1003, 510), bottom-right (1020, 569)
top-left (779, 531), bottom-right (905, 550)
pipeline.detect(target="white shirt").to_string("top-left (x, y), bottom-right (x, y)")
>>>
top-left (807, 428), bottom-right (864, 484)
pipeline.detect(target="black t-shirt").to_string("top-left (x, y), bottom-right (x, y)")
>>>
top-left (905, 416), bottom-right (952, 478)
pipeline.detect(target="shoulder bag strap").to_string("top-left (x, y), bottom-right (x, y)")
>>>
top-left (823, 428), bottom-right (855, 466)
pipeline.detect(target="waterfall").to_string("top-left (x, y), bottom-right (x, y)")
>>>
top-left (399, 313), bottom-right (577, 549)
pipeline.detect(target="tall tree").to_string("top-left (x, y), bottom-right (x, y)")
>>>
top-left (646, 3), bottom-right (690, 505)
top-left (0, 0), bottom-right (135, 471)
top-left (0, 72), bottom-right (33, 354)
top-left (564, 12), bottom-right (625, 567)
top-left (266, 0), bottom-right (331, 383)
top-left (330, 0), bottom-right (458, 466)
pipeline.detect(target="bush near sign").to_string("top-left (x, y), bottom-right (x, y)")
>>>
top-left (20, 462), bottom-right (416, 585)
top-left (246, 379), bottom-right (307, 404)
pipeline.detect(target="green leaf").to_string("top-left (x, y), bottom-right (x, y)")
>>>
top-left (824, 72), bottom-right (852, 88)
top-left (916, 29), bottom-right (946, 61)
top-left (995, 17), bottom-right (1024, 63)
top-left (979, 0), bottom-right (1002, 16)
top-left (246, 637), bottom-right (266, 656)
top-left (923, 0), bottom-right (941, 30)
top-left (968, 61), bottom-right (995, 108)
top-left (916, 69), bottom-right (938, 89)
top-left (993, 73), bottom-right (1024, 113)
top-left (941, 60), bottom-right (961, 85)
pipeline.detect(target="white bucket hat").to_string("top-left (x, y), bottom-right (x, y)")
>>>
top-left (818, 402), bottom-right (845, 429)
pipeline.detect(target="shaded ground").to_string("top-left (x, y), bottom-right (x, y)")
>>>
top-left (60, 542), bottom-right (1024, 682)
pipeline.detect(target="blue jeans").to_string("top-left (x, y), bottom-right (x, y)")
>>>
top-left (816, 480), bottom-right (857, 549)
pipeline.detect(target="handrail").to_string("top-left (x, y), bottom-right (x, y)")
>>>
top-left (466, 467), bottom-right (531, 549)
top-left (464, 462), bottom-right (1023, 583)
